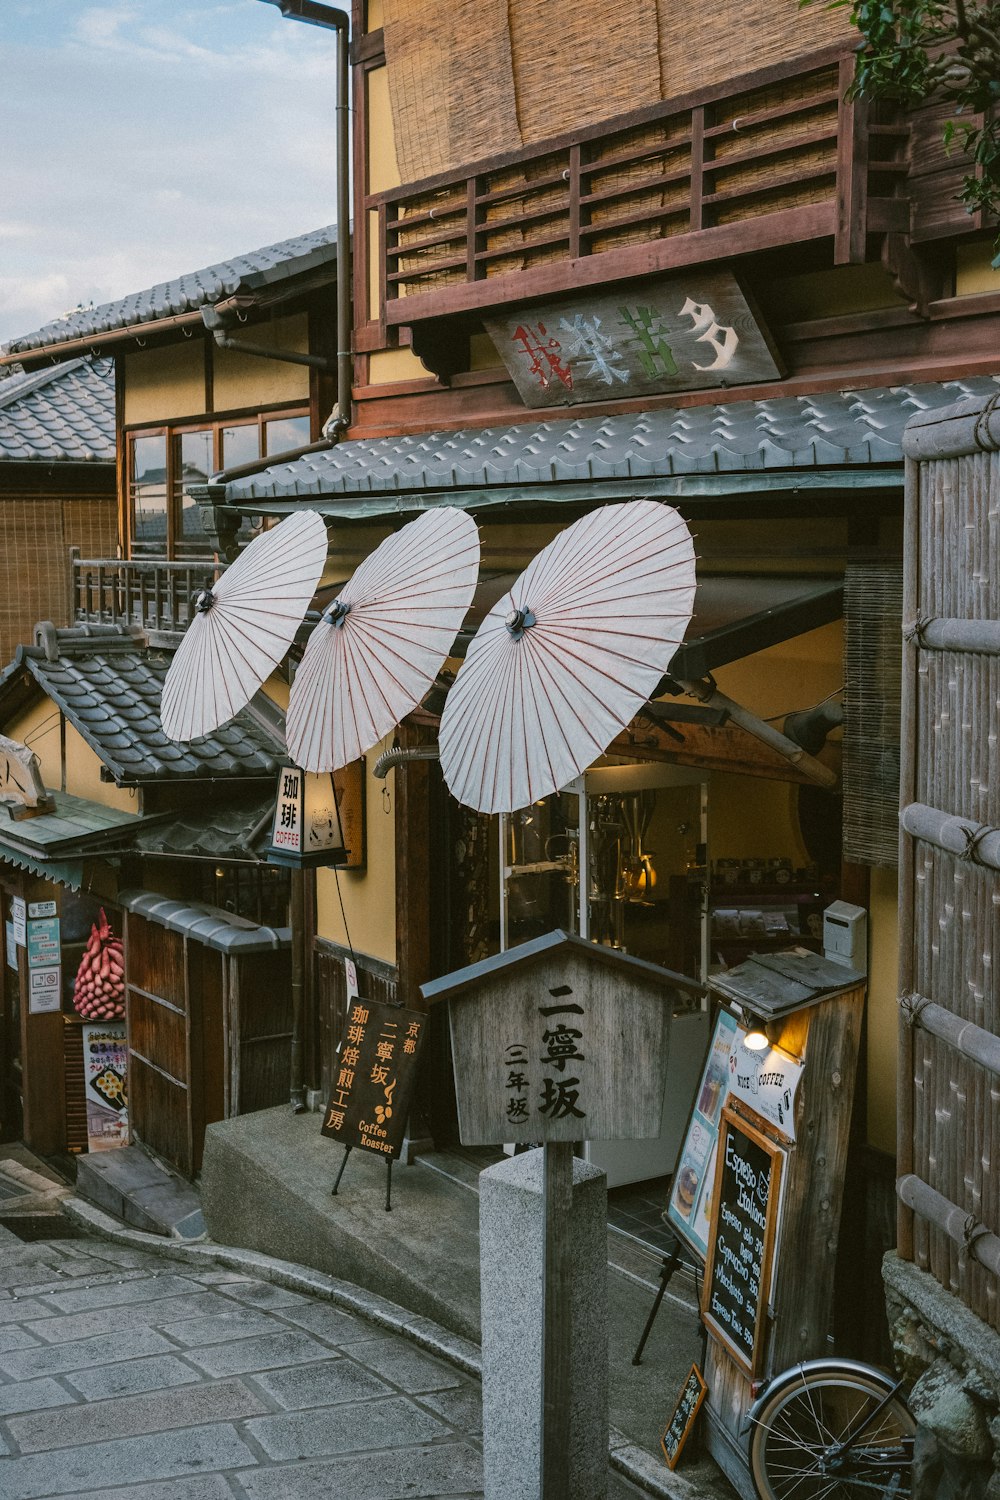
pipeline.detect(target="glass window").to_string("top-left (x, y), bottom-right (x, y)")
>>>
top-left (265, 415), bottom-right (311, 455)
top-left (130, 435), bottom-right (168, 556)
top-left (174, 430), bottom-right (215, 558)
top-left (221, 423), bottom-right (261, 469)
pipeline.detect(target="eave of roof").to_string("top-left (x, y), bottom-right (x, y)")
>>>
top-left (2, 225), bottom-right (338, 367)
top-left (0, 357), bottom-right (115, 463)
top-left (219, 377), bottom-right (1000, 516)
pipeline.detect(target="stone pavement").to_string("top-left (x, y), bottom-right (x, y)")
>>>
top-left (0, 1221), bottom-right (656, 1500)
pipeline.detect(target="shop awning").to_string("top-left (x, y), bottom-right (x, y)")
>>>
top-left (119, 889), bottom-right (290, 954)
top-left (219, 378), bottom-right (1000, 517)
top-left (0, 792), bottom-right (154, 891)
top-left (0, 841), bottom-right (84, 890)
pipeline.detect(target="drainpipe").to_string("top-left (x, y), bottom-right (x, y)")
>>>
top-left (256, 0), bottom-right (352, 437)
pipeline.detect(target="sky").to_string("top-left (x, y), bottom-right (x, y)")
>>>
top-left (0, 1), bottom-right (339, 347)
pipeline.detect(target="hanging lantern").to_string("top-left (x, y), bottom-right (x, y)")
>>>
top-left (267, 765), bottom-right (348, 868)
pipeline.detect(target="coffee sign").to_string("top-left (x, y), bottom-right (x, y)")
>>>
top-left (727, 1034), bottom-right (803, 1142)
top-left (485, 271), bottom-right (781, 409)
top-left (321, 998), bottom-right (427, 1160)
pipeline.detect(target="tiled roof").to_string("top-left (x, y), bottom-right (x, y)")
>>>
top-left (5, 225), bottom-right (338, 356)
top-left (3, 642), bottom-right (284, 784)
top-left (131, 791), bottom-right (275, 860)
top-left (224, 377), bottom-right (1000, 508)
top-left (0, 358), bottom-right (115, 462)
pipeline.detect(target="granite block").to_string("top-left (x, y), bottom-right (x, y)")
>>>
top-left (269, 1302), bottom-right (370, 1344)
top-left (182, 1329), bottom-right (332, 1377)
top-left (417, 1384), bottom-right (484, 1436)
top-left (0, 1421), bottom-right (257, 1499)
top-left (0, 1299), bottom-right (47, 1325)
top-left (64, 1354), bottom-right (202, 1401)
top-left (244, 1394), bottom-right (448, 1460)
top-left (157, 1309), bottom-right (277, 1347)
top-left (0, 1328), bottom-right (39, 1352)
top-left (344, 1337), bottom-right (465, 1393)
top-left (0, 1378), bottom-right (79, 1418)
top-left (479, 1149), bottom-right (609, 1500)
top-left (249, 1357), bottom-right (392, 1410)
top-left (26, 1292), bottom-right (233, 1345)
top-left (0, 1326), bottom-right (174, 1381)
top-left (43, 1274), bottom-right (202, 1314)
top-left (83, 1481), bottom-right (235, 1500)
top-left (214, 1282), bottom-right (308, 1311)
top-left (8, 1376), bottom-right (267, 1452)
top-left (236, 1441), bottom-right (483, 1500)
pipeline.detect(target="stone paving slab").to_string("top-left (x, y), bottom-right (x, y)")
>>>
top-left (0, 1325), bottom-right (174, 1380)
top-left (0, 1422), bottom-right (259, 1500)
top-left (181, 1327), bottom-right (333, 1378)
top-left (24, 1290), bottom-right (238, 1344)
top-left (249, 1356), bottom-right (394, 1410)
top-left (245, 1393), bottom-right (449, 1460)
top-left (345, 1335), bottom-right (467, 1392)
top-left (84, 1480), bottom-right (236, 1500)
top-left (42, 1272), bottom-right (204, 1313)
top-left (8, 1376), bottom-right (268, 1453)
top-left (61, 1352), bottom-right (204, 1401)
top-left (0, 1378), bottom-right (78, 1418)
top-left (267, 1300), bottom-right (371, 1343)
top-left (0, 1332), bottom-right (37, 1355)
top-left (236, 1439), bottom-right (485, 1499)
top-left (158, 1308), bottom-right (281, 1347)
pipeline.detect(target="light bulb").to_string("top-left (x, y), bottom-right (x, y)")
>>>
top-left (743, 1028), bottom-right (769, 1052)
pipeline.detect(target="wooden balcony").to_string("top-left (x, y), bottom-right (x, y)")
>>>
top-left (367, 46), bottom-right (909, 333)
top-left (72, 554), bottom-right (219, 640)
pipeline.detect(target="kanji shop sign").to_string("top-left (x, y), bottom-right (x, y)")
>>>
top-left (320, 998), bottom-right (427, 1160)
top-left (423, 930), bottom-right (683, 1145)
top-left (267, 766), bottom-right (348, 869)
top-left (484, 271), bottom-right (781, 409)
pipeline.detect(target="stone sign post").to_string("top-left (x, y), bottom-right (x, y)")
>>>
top-left (424, 930), bottom-right (699, 1500)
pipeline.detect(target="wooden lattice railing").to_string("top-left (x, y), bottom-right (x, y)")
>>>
top-left (71, 554), bottom-right (220, 637)
top-left (368, 46), bottom-right (909, 330)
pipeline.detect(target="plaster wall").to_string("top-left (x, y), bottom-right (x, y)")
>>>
top-left (123, 341), bottom-right (206, 426)
top-left (6, 701), bottom-right (137, 815)
top-left (315, 731), bottom-right (396, 965)
top-left (211, 315), bottom-right (310, 412)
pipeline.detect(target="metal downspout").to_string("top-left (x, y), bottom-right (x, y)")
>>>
top-left (257, 0), bottom-right (352, 436)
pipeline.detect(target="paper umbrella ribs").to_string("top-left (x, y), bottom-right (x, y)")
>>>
top-left (72, 909), bottom-right (125, 1020)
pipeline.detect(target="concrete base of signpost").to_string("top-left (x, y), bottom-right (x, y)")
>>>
top-left (479, 1148), bottom-right (608, 1500)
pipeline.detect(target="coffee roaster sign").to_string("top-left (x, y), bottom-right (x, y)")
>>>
top-left (702, 1107), bottom-right (785, 1375)
top-left (321, 998), bottom-right (427, 1160)
top-left (727, 1035), bottom-right (803, 1142)
top-left (485, 270), bottom-right (781, 409)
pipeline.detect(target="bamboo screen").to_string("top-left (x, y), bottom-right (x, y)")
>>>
top-left (381, 0), bottom-right (852, 183)
top-left (0, 495), bottom-right (116, 666)
top-left (898, 398), bottom-right (1000, 1334)
top-left (842, 561), bottom-right (904, 868)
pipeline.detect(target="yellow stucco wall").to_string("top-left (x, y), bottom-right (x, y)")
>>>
top-left (867, 863), bottom-right (898, 1154)
top-left (211, 315), bottom-right (311, 412)
top-left (956, 241), bottom-right (1000, 296)
top-left (367, 348), bottom-right (428, 385)
top-left (6, 702), bottom-right (137, 814)
top-left (123, 341), bottom-right (206, 426)
top-left (315, 732), bottom-right (396, 965)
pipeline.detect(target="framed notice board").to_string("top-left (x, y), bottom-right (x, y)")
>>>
top-left (661, 1363), bottom-right (707, 1470)
top-left (702, 1105), bottom-right (785, 1376)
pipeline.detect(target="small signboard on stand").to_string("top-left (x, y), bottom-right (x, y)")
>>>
top-left (661, 1364), bottom-right (708, 1470)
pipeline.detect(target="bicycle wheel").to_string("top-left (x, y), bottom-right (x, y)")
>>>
top-left (749, 1365), bottom-right (915, 1500)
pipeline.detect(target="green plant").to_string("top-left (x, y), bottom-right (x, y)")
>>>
top-left (802, 0), bottom-right (1000, 238)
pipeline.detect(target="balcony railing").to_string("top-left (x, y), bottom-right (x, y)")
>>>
top-left (71, 554), bottom-right (220, 638)
top-left (368, 46), bottom-right (909, 330)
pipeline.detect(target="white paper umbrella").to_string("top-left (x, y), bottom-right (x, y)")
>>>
top-left (287, 506), bottom-right (480, 772)
top-left (161, 509), bottom-right (329, 742)
top-left (439, 499), bottom-right (696, 813)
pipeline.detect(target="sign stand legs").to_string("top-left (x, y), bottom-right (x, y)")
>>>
top-left (331, 1145), bottom-right (352, 1195)
top-left (385, 1157), bottom-right (393, 1213)
top-left (632, 1239), bottom-right (683, 1366)
top-left (541, 1140), bottom-right (573, 1500)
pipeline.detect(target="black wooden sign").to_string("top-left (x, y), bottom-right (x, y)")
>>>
top-left (320, 998), bottom-right (427, 1160)
top-left (660, 1363), bottom-right (707, 1470)
top-left (702, 1106), bottom-right (784, 1375)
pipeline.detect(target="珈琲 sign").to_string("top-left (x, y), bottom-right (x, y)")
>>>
top-left (321, 998), bottom-right (426, 1160)
top-left (422, 930), bottom-right (701, 1146)
top-left (484, 271), bottom-right (781, 409)
top-left (702, 1105), bottom-right (784, 1376)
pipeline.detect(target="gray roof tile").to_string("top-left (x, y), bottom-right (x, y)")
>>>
top-left (5, 226), bottom-right (338, 356)
top-left (18, 646), bottom-right (283, 784)
top-left (223, 377), bottom-right (1000, 507)
top-left (0, 358), bottom-right (115, 462)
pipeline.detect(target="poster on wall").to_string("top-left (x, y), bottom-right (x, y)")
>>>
top-left (82, 1023), bottom-right (128, 1151)
top-left (665, 1007), bottom-right (739, 1260)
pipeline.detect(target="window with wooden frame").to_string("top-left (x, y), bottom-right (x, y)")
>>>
top-left (126, 408), bottom-right (312, 559)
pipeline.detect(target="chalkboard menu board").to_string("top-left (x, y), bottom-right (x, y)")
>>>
top-left (702, 1107), bottom-right (784, 1375)
top-left (660, 1363), bottom-right (707, 1470)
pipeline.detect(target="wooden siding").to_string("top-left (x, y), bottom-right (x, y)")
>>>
top-left (899, 399), bottom-right (1000, 1333)
top-left (316, 942), bottom-right (398, 1102)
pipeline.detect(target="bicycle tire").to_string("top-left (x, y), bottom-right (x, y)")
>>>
top-left (749, 1364), bottom-right (915, 1500)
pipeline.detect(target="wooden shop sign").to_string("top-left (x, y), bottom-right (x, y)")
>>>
top-left (702, 1106), bottom-right (785, 1376)
top-left (661, 1363), bottom-right (707, 1470)
top-left (320, 998), bottom-right (427, 1160)
top-left (484, 270), bottom-right (781, 409)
